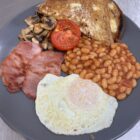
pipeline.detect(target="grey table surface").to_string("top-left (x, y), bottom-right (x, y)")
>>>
top-left (0, 0), bottom-right (140, 140)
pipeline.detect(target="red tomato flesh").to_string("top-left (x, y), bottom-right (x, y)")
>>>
top-left (51, 19), bottom-right (81, 51)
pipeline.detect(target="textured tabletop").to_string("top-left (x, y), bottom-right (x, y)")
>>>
top-left (0, 0), bottom-right (140, 140)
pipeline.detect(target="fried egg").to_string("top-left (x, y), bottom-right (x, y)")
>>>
top-left (35, 74), bottom-right (118, 135)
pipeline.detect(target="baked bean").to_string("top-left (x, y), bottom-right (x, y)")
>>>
top-left (117, 76), bottom-right (122, 83)
top-left (84, 40), bottom-right (91, 45)
top-left (112, 69), bottom-right (118, 77)
top-left (120, 57), bottom-right (125, 62)
top-left (84, 60), bottom-right (92, 67)
top-left (123, 66), bottom-right (128, 73)
top-left (89, 54), bottom-right (96, 59)
top-left (114, 59), bottom-right (120, 64)
top-left (77, 64), bottom-right (83, 69)
top-left (92, 75), bottom-right (101, 82)
top-left (110, 49), bottom-right (117, 57)
top-left (109, 90), bottom-right (116, 96)
top-left (111, 44), bottom-right (117, 49)
top-left (81, 55), bottom-right (89, 61)
top-left (65, 56), bottom-right (71, 61)
top-left (108, 66), bottom-right (112, 74)
top-left (121, 43), bottom-right (128, 49)
top-left (97, 48), bottom-right (105, 53)
top-left (101, 79), bottom-right (108, 89)
top-left (76, 51), bottom-right (81, 56)
top-left (99, 53), bottom-right (106, 57)
top-left (104, 60), bottom-right (112, 67)
top-left (69, 65), bottom-right (76, 70)
top-left (119, 71), bottom-right (123, 76)
top-left (61, 64), bottom-right (68, 73)
top-left (108, 84), bottom-right (118, 90)
top-left (90, 52), bottom-right (97, 57)
top-left (91, 65), bottom-right (96, 70)
top-left (126, 71), bottom-right (133, 79)
top-left (132, 79), bottom-right (137, 87)
top-left (136, 63), bottom-right (140, 70)
top-left (126, 88), bottom-right (132, 95)
top-left (102, 74), bottom-right (110, 79)
top-left (122, 51), bottom-right (126, 55)
top-left (96, 68), bottom-right (106, 74)
top-left (67, 50), bottom-right (72, 55)
top-left (69, 53), bottom-right (76, 59)
top-left (80, 70), bottom-right (87, 78)
top-left (65, 61), bottom-right (70, 67)
top-left (131, 65), bottom-right (136, 72)
top-left (81, 48), bottom-right (90, 54)
top-left (85, 73), bottom-right (94, 79)
top-left (133, 74), bottom-right (137, 79)
top-left (131, 56), bottom-right (136, 63)
top-left (116, 46), bottom-right (121, 53)
top-left (85, 45), bottom-right (92, 50)
top-left (119, 86), bottom-right (126, 93)
top-left (108, 77), bottom-right (116, 84)
top-left (135, 71), bottom-right (140, 79)
top-left (117, 94), bottom-right (127, 100)
top-left (78, 43), bottom-right (84, 48)
top-left (127, 62), bottom-right (132, 70)
top-left (94, 60), bottom-right (100, 67)
top-left (71, 59), bottom-right (79, 64)
top-left (73, 48), bottom-right (80, 53)
top-left (116, 64), bottom-right (121, 70)
top-left (76, 56), bottom-right (81, 60)
top-left (74, 69), bottom-right (82, 74)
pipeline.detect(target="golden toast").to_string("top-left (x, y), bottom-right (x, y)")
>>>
top-left (38, 0), bottom-right (123, 45)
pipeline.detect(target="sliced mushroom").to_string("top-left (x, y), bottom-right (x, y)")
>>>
top-left (18, 34), bottom-right (25, 40)
top-left (32, 38), bottom-right (39, 44)
top-left (25, 15), bottom-right (40, 26)
top-left (41, 40), bottom-right (49, 50)
top-left (40, 30), bottom-right (49, 37)
top-left (21, 27), bottom-right (32, 35)
top-left (41, 16), bottom-right (56, 30)
top-left (48, 42), bottom-right (54, 50)
top-left (33, 23), bottom-right (43, 34)
top-left (35, 35), bottom-right (44, 42)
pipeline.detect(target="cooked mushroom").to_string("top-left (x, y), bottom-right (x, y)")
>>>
top-left (21, 27), bottom-right (31, 35)
top-left (33, 23), bottom-right (43, 34)
top-left (41, 16), bottom-right (56, 30)
top-left (48, 42), bottom-right (54, 50)
top-left (35, 35), bottom-right (44, 42)
top-left (25, 15), bottom-right (40, 26)
top-left (40, 30), bottom-right (49, 37)
top-left (19, 12), bottom-right (56, 50)
top-left (32, 38), bottom-right (39, 44)
top-left (41, 40), bottom-right (49, 50)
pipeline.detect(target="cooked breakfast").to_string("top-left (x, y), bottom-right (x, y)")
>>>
top-left (0, 0), bottom-right (140, 136)
top-left (36, 74), bottom-right (118, 135)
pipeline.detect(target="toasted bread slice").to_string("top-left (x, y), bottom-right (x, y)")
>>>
top-left (108, 1), bottom-right (123, 41)
top-left (37, 0), bottom-right (122, 44)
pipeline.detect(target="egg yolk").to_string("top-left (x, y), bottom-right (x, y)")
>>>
top-left (68, 79), bottom-right (99, 109)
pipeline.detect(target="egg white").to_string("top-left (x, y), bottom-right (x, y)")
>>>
top-left (35, 74), bottom-right (118, 135)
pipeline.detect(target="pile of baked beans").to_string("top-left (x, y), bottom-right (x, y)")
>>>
top-left (61, 36), bottom-right (140, 100)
